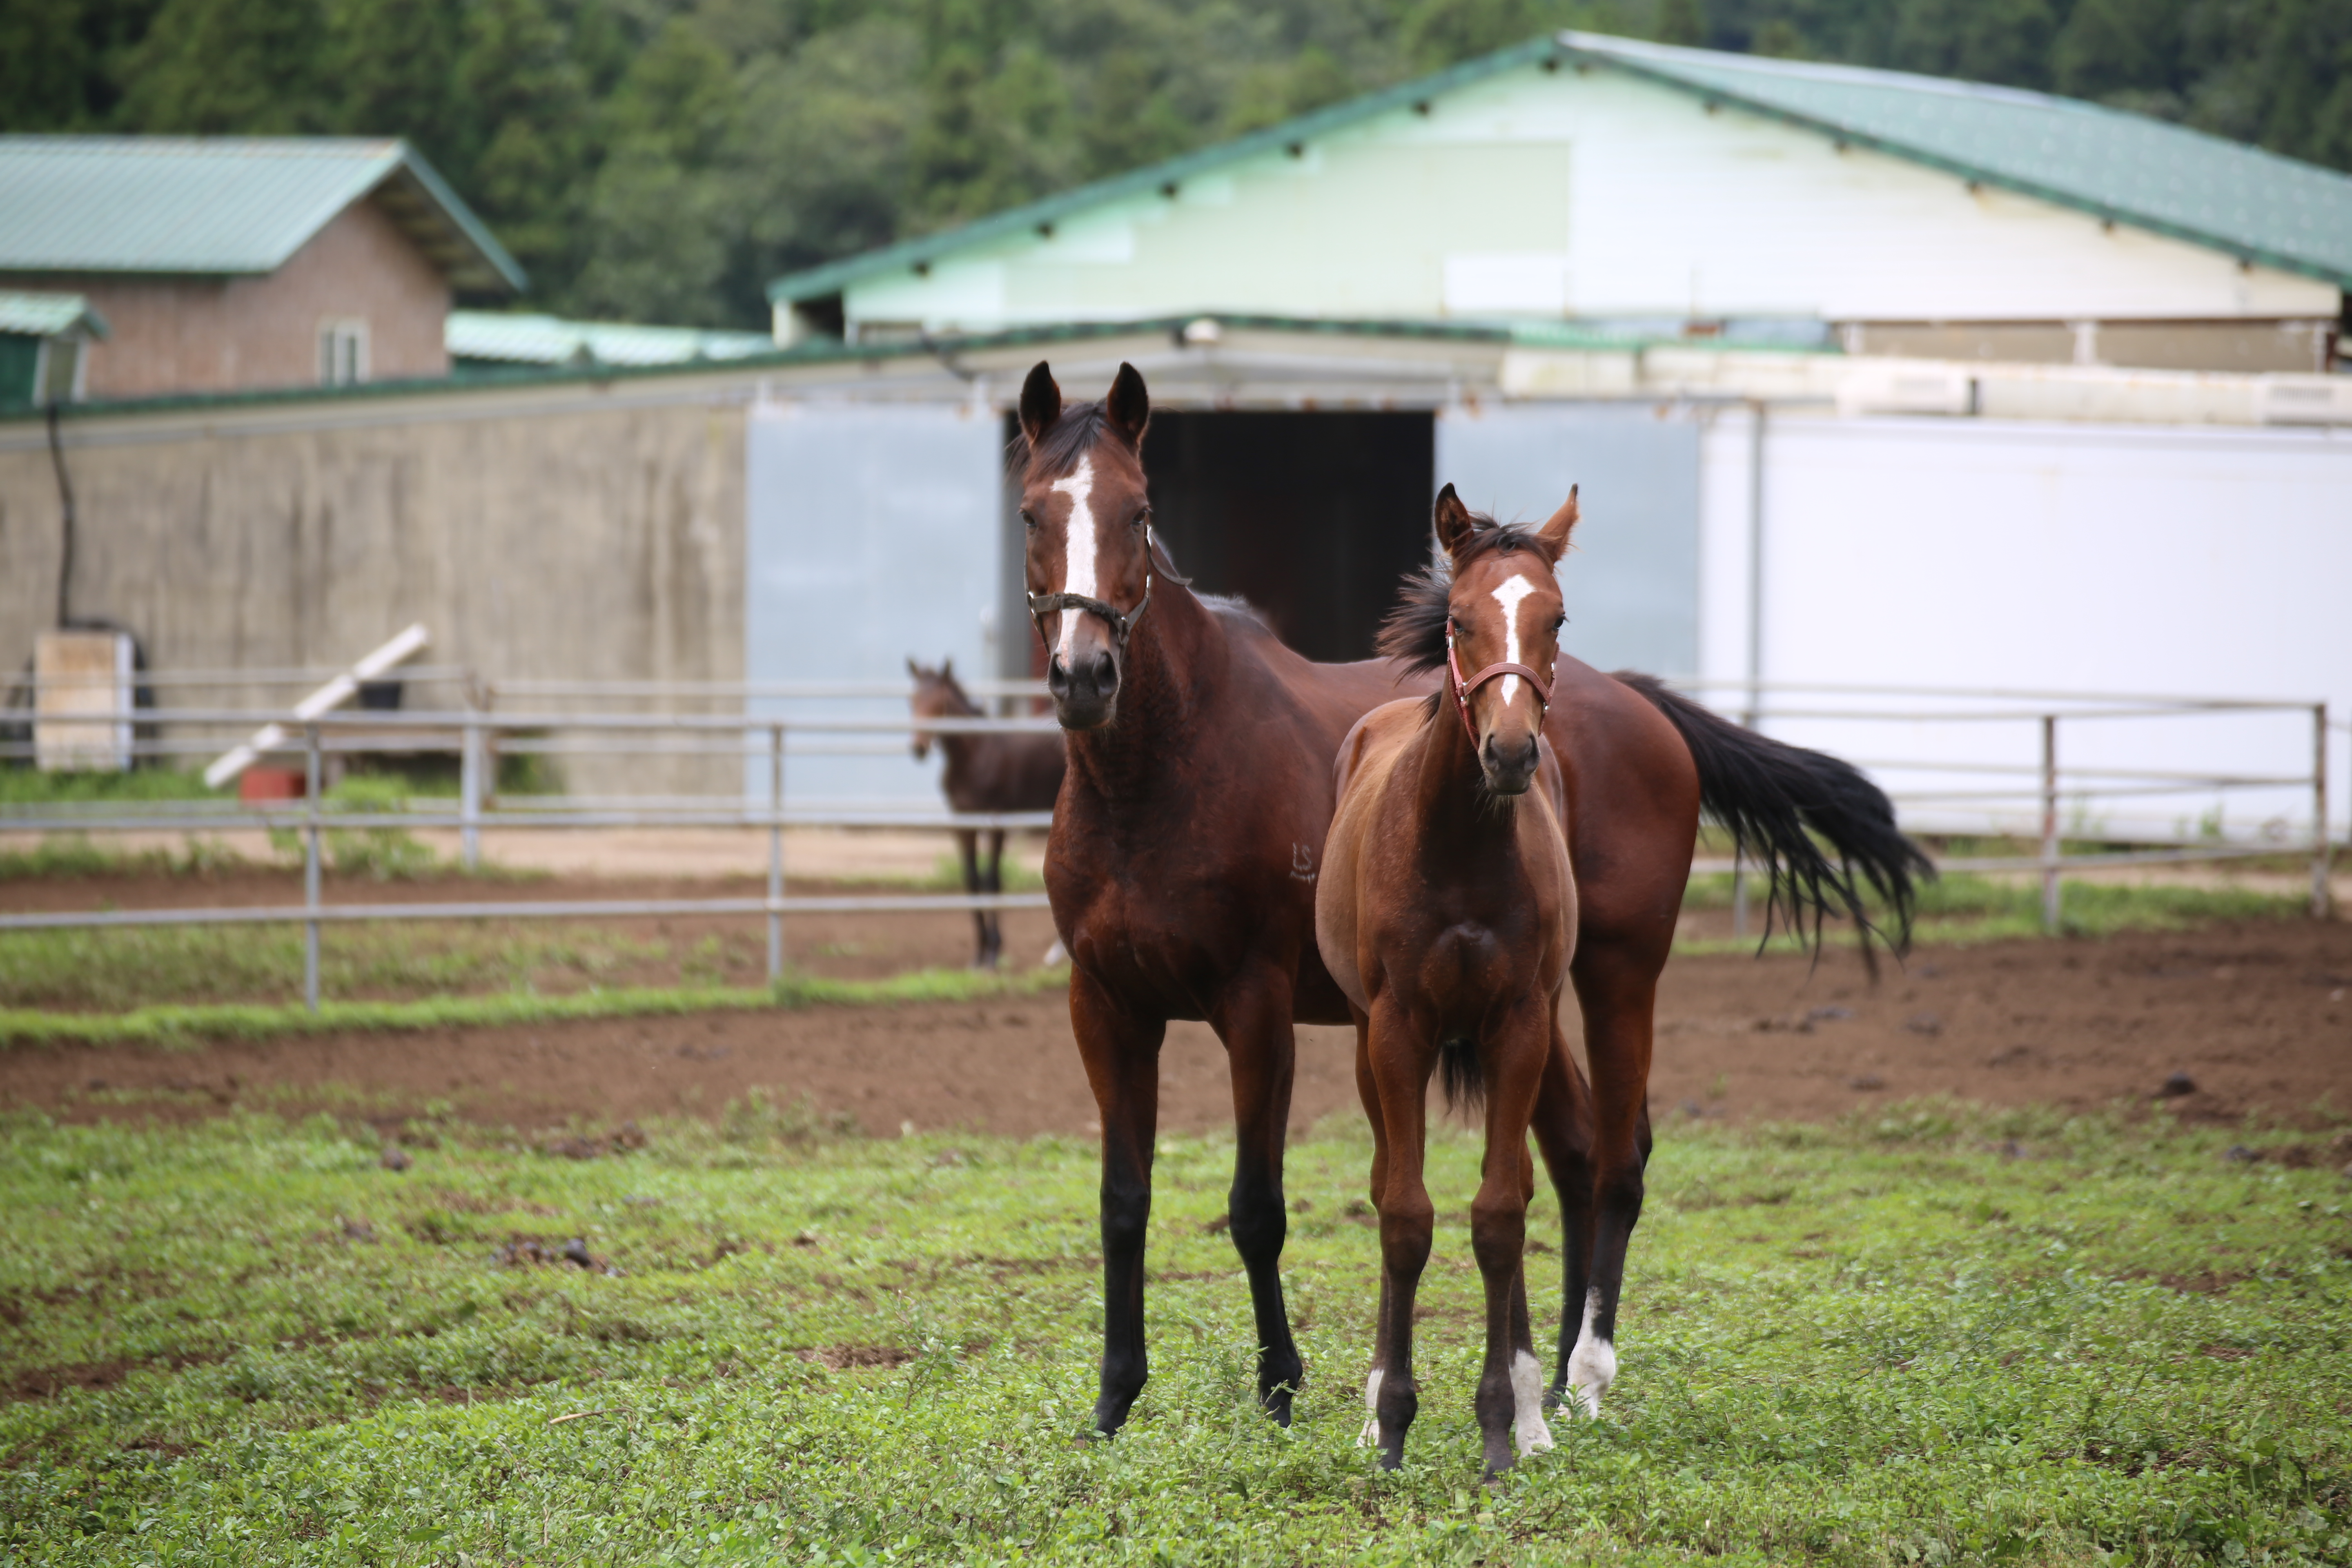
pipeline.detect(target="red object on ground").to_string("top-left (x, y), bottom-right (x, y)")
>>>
top-left (238, 767), bottom-right (305, 802)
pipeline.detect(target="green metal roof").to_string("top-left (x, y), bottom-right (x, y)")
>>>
top-left (770, 30), bottom-right (2352, 306)
top-left (1557, 32), bottom-right (2352, 291)
top-left (448, 311), bottom-right (773, 367)
top-left (0, 289), bottom-right (108, 339)
top-left (0, 136), bottom-right (524, 294)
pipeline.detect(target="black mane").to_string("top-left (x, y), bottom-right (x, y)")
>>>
top-left (1374, 514), bottom-right (1553, 676)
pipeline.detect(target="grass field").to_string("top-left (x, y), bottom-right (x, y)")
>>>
top-left (3, 1102), bottom-right (2345, 1565)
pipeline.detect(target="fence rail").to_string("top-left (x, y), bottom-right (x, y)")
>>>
top-left (2, 677), bottom-right (2335, 1013)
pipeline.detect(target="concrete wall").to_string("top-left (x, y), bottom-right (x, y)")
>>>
top-left (11, 198), bottom-right (452, 398)
top-left (0, 382), bottom-right (744, 793)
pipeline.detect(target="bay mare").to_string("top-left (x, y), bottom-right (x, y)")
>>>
top-left (907, 658), bottom-right (1065, 969)
top-left (1016, 361), bottom-right (1927, 1435)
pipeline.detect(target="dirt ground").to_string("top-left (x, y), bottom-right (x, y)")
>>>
top-left (4, 915), bottom-right (2345, 1138)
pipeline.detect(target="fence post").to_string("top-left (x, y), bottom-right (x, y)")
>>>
top-left (2314, 703), bottom-right (2333, 920)
top-left (767, 722), bottom-right (785, 983)
top-left (459, 713), bottom-right (482, 871)
top-left (304, 722), bottom-right (322, 1013)
top-left (2040, 713), bottom-right (2060, 933)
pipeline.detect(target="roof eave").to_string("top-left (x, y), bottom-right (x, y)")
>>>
top-left (380, 147), bottom-right (527, 295)
top-left (764, 35), bottom-right (1565, 305)
top-left (1555, 37), bottom-right (2352, 294)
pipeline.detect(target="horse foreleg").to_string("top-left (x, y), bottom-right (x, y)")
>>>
top-left (1365, 993), bottom-right (1432, 1472)
top-left (980, 829), bottom-right (1006, 969)
top-left (955, 830), bottom-right (988, 969)
top-left (1472, 1003), bottom-right (1554, 1474)
top-left (1350, 1004), bottom-right (1390, 1450)
top-left (1071, 969), bottom-right (1167, 1435)
top-left (1211, 970), bottom-right (1305, 1423)
top-left (1563, 941), bottom-right (1662, 1419)
top-left (1529, 1012), bottom-right (1597, 1411)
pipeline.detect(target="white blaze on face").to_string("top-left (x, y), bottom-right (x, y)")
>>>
top-left (1511, 1348), bottom-right (1555, 1457)
top-left (1565, 1285), bottom-right (1617, 1419)
top-left (1050, 457), bottom-right (1098, 662)
top-left (1489, 574), bottom-right (1539, 708)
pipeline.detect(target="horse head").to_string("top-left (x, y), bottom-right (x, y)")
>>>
top-left (1433, 483), bottom-right (1577, 797)
top-left (905, 656), bottom-right (973, 760)
top-left (1016, 360), bottom-right (1159, 731)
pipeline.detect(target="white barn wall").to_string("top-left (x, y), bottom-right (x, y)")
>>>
top-left (1695, 412), bottom-right (2352, 838)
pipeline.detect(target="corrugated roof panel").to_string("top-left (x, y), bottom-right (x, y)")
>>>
top-left (0, 290), bottom-right (108, 338)
top-left (0, 136), bottom-right (523, 292)
top-left (447, 311), bottom-right (775, 366)
top-left (1558, 33), bottom-right (2352, 288)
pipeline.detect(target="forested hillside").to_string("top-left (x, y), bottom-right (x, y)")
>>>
top-left (5, 0), bottom-right (2346, 330)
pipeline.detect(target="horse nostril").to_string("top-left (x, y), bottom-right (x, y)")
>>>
top-left (1088, 651), bottom-right (1117, 693)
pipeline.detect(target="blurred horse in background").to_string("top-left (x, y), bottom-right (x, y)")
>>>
top-left (908, 657), bottom-right (1066, 969)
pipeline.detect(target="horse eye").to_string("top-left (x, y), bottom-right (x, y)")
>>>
top-left (1020, 509), bottom-right (1039, 532)
top-left (1131, 510), bottom-right (1149, 530)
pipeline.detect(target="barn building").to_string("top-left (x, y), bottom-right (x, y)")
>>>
top-left (772, 33), bottom-right (2348, 376)
top-left (0, 33), bottom-right (2347, 837)
top-left (0, 137), bottom-right (523, 399)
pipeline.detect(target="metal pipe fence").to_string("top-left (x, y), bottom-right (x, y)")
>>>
top-left (1, 678), bottom-right (2335, 1013)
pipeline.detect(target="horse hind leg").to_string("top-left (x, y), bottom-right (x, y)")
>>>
top-left (979, 829), bottom-right (1006, 969)
top-left (1529, 1012), bottom-right (1597, 1412)
top-left (1562, 944), bottom-right (1661, 1419)
top-left (955, 830), bottom-right (989, 969)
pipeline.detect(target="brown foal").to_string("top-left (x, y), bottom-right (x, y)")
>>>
top-left (1319, 486), bottom-right (1581, 1474)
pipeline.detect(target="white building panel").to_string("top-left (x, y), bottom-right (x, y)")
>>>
top-left (1696, 413), bottom-right (2352, 837)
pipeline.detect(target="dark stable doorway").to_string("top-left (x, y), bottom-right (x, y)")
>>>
top-left (1139, 411), bottom-right (1437, 664)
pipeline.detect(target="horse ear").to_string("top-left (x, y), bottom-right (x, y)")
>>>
top-left (907, 657), bottom-right (921, 677)
top-left (1019, 362), bottom-right (1062, 448)
top-left (940, 656), bottom-right (954, 679)
top-left (1105, 362), bottom-right (1150, 446)
top-left (1535, 485), bottom-right (1579, 562)
top-left (1433, 483), bottom-right (1477, 561)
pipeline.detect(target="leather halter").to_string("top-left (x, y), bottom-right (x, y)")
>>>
top-left (1025, 526), bottom-right (1164, 654)
top-left (1445, 616), bottom-right (1554, 747)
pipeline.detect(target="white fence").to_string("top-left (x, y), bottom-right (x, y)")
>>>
top-left (1, 676), bottom-right (2335, 1014)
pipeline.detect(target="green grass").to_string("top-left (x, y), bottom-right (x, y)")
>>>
top-left (0, 1101), bottom-right (2344, 1564)
top-left (0, 968), bottom-right (1069, 1047)
top-left (1680, 872), bottom-right (2307, 951)
top-left (0, 768), bottom-right (221, 806)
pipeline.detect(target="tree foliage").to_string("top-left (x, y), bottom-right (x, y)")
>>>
top-left (5, 0), bottom-right (2345, 328)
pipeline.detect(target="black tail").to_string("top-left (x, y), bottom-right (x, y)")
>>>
top-left (1617, 672), bottom-right (1934, 965)
top-left (1437, 1038), bottom-right (1484, 1114)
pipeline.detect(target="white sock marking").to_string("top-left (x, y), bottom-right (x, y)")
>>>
top-left (1565, 1286), bottom-right (1617, 1418)
top-left (1050, 457), bottom-right (1098, 664)
top-left (1490, 574), bottom-right (1538, 707)
top-left (1511, 1348), bottom-right (1555, 1456)
top-left (1359, 1367), bottom-right (1383, 1448)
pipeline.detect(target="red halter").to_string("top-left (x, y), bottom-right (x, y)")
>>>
top-left (1445, 617), bottom-right (1554, 747)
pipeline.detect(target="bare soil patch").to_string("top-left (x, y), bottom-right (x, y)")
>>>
top-left (4, 917), bottom-right (2345, 1136)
